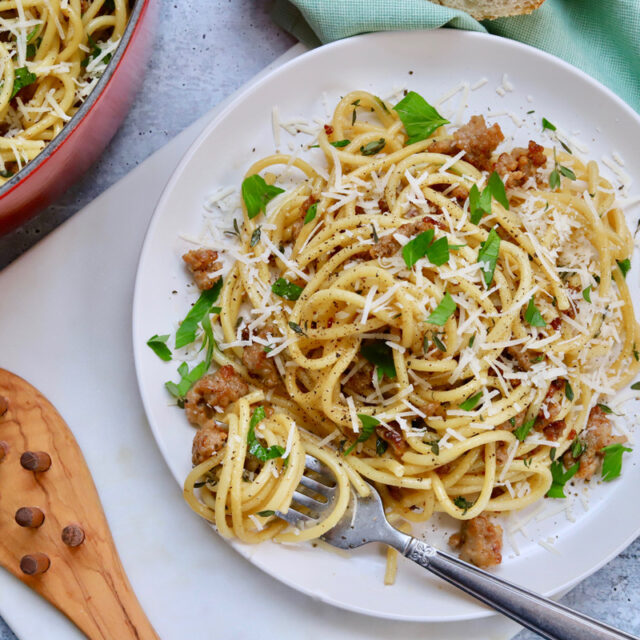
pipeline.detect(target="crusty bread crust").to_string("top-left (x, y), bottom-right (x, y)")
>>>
top-left (434, 0), bottom-right (546, 20)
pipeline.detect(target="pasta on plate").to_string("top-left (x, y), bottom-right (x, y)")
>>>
top-left (0, 0), bottom-right (130, 182)
top-left (152, 90), bottom-right (639, 575)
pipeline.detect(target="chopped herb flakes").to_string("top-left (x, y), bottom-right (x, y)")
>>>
top-left (453, 496), bottom-right (474, 515)
top-left (344, 414), bottom-right (379, 455)
top-left (582, 285), bottom-right (592, 303)
top-left (469, 172), bottom-right (508, 224)
top-left (617, 258), bottom-right (631, 278)
top-left (250, 226), bottom-right (261, 247)
top-left (541, 117), bottom-right (556, 132)
top-left (360, 138), bottom-right (385, 156)
top-left (165, 361), bottom-right (208, 404)
top-left (564, 380), bottom-right (574, 401)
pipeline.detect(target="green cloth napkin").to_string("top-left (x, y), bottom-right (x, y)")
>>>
top-left (271, 0), bottom-right (640, 113)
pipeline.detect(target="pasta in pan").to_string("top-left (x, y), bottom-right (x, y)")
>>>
top-left (0, 0), bottom-right (130, 182)
top-left (160, 90), bottom-right (638, 573)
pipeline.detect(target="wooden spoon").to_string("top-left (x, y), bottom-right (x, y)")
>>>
top-left (0, 369), bottom-right (159, 639)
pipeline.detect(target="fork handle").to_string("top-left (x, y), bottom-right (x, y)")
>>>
top-left (400, 537), bottom-right (638, 640)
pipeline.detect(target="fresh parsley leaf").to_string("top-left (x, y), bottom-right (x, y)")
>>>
top-left (241, 175), bottom-right (284, 219)
top-left (542, 117), bottom-right (556, 132)
top-left (524, 297), bottom-right (547, 328)
top-left (360, 138), bottom-right (385, 156)
top-left (288, 321), bottom-right (307, 336)
top-left (453, 496), bottom-right (474, 515)
top-left (469, 183), bottom-right (492, 225)
top-left (402, 229), bottom-right (435, 268)
top-left (582, 285), bottom-right (592, 303)
top-left (361, 341), bottom-right (396, 380)
top-left (344, 414), bottom-right (380, 455)
top-left (304, 202), bottom-right (318, 224)
top-left (250, 226), bottom-right (261, 247)
top-left (601, 443), bottom-right (632, 482)
top-left (426, 292), bottom-right (456, 326)
top-left (425, 236), bottom-right (451, 267)
top-left (432, 333), bottom-right (446, 352)
top-left (547, 459), bottom-right (580, 498)
top-left (459, 391), bottom-right (483, 411)
top-left (393, 91), bottom-right (449, 145)
top-left (549, 169), bottom-right (561, 191)
top-left (10, 66), bottom-right (36, 98)
top-left (175, 279), bottom-right (223, 349)
top-left (256, 510), bottom-right (275, 517)
top-left (558, 165), bottom-right (576, 181)
top-left (247, 406), bottom-right (285, 461)
top-left (617, 258), bottom-right (631, 278)
top-left (81, 34), bottom-right (108, 68)
top-left (487, 171), bottom-right (509, 210)
top-left (271, 277), bottom-right (303, 301)
top-left (146, 334), bottom-right (172, 361)
top-left (376, 437), bottom-right (388, 456)
top-left (477, 227), bottom-right (501, 286)
top-left (165, 360), bottom-right (208, 403)
top-left (514, 418), bottom-right (536, 442)
top-left (564, 380), bottom-right (574, 401)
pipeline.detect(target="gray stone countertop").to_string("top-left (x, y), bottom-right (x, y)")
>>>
top-left (0, 1), bottom-right (638, 638)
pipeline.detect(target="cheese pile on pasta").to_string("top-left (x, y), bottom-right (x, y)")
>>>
top-left (167, 90), bottom-right (638, 571)
top-left (0, 0), bottom-right (130, 182)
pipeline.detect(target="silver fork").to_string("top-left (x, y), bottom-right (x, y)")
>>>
top-left (275, 454), bottom-right (638, 640)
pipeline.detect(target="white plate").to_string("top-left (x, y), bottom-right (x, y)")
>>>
top-left (133, 30), bottom-right (640, 622)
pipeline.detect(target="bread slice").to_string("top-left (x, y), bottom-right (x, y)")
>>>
top-left (433, 0), bottom-right (546, 20)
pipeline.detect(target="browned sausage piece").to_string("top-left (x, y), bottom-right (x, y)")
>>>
top-left (449, 514), bottom-right (503, 568)
top-left (182, 248), bottom-right (222, 291)
top-left (184, 365), bottom-right (248, 427)
top-left (563, 406), bottom-right (627, 480)
top-left (494, 140), bottom-right (547, 188)
top-left (192, 423), bottom-right (228, 465)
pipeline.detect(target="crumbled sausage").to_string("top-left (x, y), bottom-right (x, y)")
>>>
top-left (562, 406), bottom-right (627, 480)
top-left (378, 198), bottom-right (389, 213)
top-left (369, 217), bottom-right (432, 259)
top-left (0, 395), bottom-right (7, 417)
top-left (242, 326), bottom-right (281, 388)
top-left (182, 249), bottom-right (222, 291)
top-left (494, 140), bottom-right (547, 188)
top-left (376, 423), bottom-right (407, 455)
top-left (538, 378), bottom-right (564, 423)
top-left (184, 365), bottom-right (248, 427)
top-left (344, 363), bottom-right (375, 397)
top-left (449, 515), bottom-right (503, 568)
top-left (429, 115), bottom-right (504, 172)
top-left (543, 419), bottom-right (565, 441)
top-left (192, 423), bottom-right (228, 465)
top-left (505, 345), bottom-right (533, 372)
